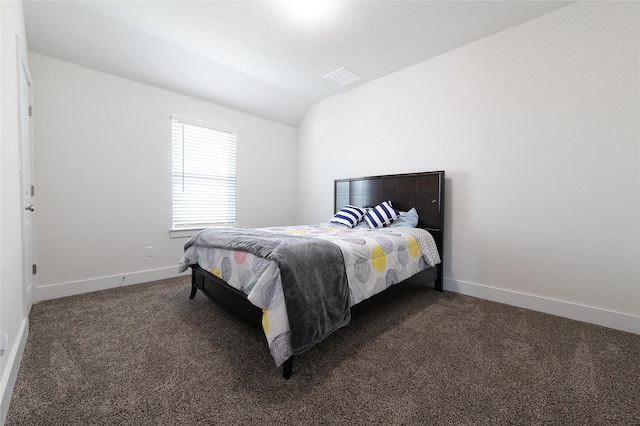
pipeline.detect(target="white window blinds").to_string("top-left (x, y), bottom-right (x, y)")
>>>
top-left (172, 117), bottom-right (237, 228)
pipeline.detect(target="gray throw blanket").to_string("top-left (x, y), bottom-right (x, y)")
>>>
top-left (183, 227), bottom-right (351, 355)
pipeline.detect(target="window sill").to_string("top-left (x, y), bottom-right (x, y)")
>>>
top-left (170, 224), bottom-right (235, 239)
top-left (169, 228), bottom-right (204, 239)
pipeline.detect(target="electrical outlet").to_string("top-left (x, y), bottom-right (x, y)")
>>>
top-left (146, 246), bottom-right (154, 257)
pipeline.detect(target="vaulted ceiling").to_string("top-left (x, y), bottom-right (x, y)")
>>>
top-left (23, 1), bottom-right (573, 127)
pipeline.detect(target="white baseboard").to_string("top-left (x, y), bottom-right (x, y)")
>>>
top-left (36, 266), bottom-right (190, 302)
top-left (444, 278), bottom-right (640, 335)
top-left (1, 318), bottom-right (28, 426)
top-left (33, 270), bottom-right (640, 334)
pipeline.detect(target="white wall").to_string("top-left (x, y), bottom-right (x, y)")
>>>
top-left (29, 53), bottom-right (297, 297)
top-left (297, 2), bottom-right (640, 333)
top-left (0, 2), bottom-right (30, 423)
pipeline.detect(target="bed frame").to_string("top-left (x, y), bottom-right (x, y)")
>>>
top-left (189, 170), bottom-right (445, 379)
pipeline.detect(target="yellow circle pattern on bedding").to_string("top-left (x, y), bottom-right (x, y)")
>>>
top-left (370, 246), bottom-right (386, 272)
top-left (262, 308), bottom-right (269, 334)
top-left (408, 236), bottom-right (420, 257)
top-left (290, 229), bottom-right (309, 235)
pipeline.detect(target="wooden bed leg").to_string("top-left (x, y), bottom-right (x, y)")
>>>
top-left (434, 277), bottom-right (443, 292)
top-left (434, 264), bottom-right (443, 292)
top-left (189, 285), bottom-right (198, 299)
top-left (283, 357), bottom-right (293, 380)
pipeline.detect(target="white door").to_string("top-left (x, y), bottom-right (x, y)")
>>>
top-left (18, 42), bottom-right (35, 312)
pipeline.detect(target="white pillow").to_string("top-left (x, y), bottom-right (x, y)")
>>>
top-left (364, 201), bottom-right (400, 229)
top-left (330, 205), bottom-right (367, 228)
top-left (389, 207), bottom-right (419, 228)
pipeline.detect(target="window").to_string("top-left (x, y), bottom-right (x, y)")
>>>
top-left (171, 116), bottom-right (237, 231)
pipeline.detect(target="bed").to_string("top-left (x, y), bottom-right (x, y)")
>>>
top-left (178, 171), bottom-right (445, 379)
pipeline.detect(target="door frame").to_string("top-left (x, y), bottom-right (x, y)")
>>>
top-left (17, 36), bottom-right (36, 312)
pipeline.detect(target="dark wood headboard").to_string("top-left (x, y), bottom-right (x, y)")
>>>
top-left (334, 171), bottom-right (445, 255)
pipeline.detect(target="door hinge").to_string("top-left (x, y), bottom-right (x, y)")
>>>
top-left (32, 264), bottom-right (37, 275)
top-left (31, 185), bottom-right (35, 196)
top-left (29, 105), bottom-right (33, 117)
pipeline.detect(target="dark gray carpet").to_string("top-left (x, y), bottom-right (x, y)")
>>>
top-left (5, 276), bottom-right (639, 425)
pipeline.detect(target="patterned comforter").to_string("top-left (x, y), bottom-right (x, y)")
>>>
top-left (179, 223), bottom-right (441, 367)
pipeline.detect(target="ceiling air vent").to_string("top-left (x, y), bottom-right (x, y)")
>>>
top-left (323, 66), bottom-right (361, 86)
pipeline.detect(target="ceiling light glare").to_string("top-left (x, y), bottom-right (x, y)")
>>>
top-left (281, 0), bottom-right (336, 23)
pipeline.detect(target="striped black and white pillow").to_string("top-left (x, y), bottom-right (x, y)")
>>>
top-left (364, 201), bottom-right (400, 229)
top-left (330, 205), bottom-right (367, 228)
